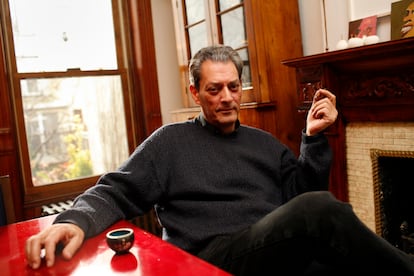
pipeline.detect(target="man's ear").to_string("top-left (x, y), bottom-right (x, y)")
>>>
top-left (189, 84), bottom-right (201, 105)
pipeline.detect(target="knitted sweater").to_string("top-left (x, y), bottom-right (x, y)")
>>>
top-left (55, 116), bottom-right (332, 253)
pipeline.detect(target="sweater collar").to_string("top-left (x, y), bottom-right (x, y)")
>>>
top-left (194, 114), bottom-right (240, 135)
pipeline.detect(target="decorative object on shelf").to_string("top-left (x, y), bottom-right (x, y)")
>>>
top-left (391, 0), bottom-right (414, 40)
top-left (335, 39), bottom-right (349, 50)
top-left (363, 35), bottom-right (380, 45)
top-left (348, 37), bottom-right (364, 48)
top-left (337, 15), bottom-right (380, 49)
top-left (335, 34), bottom-right (380, 50)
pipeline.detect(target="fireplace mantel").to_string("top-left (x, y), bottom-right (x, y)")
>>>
top-left (282, 37), bottom-right (414, 202)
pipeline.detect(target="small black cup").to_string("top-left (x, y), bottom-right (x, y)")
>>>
top-left (106, 228), bottom-right (134, 254)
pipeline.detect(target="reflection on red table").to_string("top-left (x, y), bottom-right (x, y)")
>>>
top-left (0, 215), bottom-right (232, 275)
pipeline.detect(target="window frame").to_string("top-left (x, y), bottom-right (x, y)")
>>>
top-left (172, 0), bottom-right (261, 107)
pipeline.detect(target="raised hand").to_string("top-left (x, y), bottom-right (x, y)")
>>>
top-left (306, 89), bottom-right (338, 136)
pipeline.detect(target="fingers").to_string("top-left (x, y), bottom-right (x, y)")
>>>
top-left (25, 234), bottom-right (47, 269)
top-left (313, 88), bottom-right (336, 106)
top-left (311, 101), bottom-right (335, 120)
top-left (25, 232), bottom-right (58, 269)
top-left (43, 235), bottom-right (58, 268)
top-left (306, 89), bottom-right (338, 136)
top-left (310, 89), bottom-right (336, 117)
top-left (61, 232), bottom-right (84, 260)
top-left (25, 223), bottom-right (84, 269)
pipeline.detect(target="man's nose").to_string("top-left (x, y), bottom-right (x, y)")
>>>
top-left (221, 87), bottom-right (233, 101)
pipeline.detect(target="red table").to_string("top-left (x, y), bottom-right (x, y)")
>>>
top-left (0, 215), bottom-right (232, 275)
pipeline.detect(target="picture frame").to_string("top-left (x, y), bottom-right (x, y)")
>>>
top-left (348, 15), bottom-right (377, 38)
top-left (391, 0), bottom-right (414, 40)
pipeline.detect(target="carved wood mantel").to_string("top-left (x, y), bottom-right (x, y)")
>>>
top-left (282, 37), bottom-right (414, 202)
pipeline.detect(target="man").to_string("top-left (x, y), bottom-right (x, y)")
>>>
top-left (26, 45), bottom-right (414, 275)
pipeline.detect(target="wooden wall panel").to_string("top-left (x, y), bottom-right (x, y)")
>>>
top-left (0, 17), bottom-right (24, 221)
top-left (245, 0), bottom-right (304, 156)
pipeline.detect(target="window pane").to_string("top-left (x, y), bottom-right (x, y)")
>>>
top-left (220, 7), bottom-right (246, 49)
top-left (237, 48), bottom-right (252, 88)
top-left (185, 0), bottom-right (205, 25)
top-left (188, 23), bottom-right (208, 57)
top-left (218, 0), bottom-right (243, 11)
top-left (22, 76), bottom-right (129, 186)
top-left (9, 0), bottom-right (117, 72)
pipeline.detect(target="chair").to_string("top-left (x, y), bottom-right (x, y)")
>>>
top-left (0, 175), bottom-right (16, 225)
top-left (130, 208), bottom-right (162, 237)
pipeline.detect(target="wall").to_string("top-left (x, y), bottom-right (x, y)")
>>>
top-left (150, 0), bottom-right (182, 124)
top-left (349, 0), bottom-right (396, 20)
top-left (298, 0), bottom-right (348, 55)
top-left (298, 0), bottom-right (400, 56)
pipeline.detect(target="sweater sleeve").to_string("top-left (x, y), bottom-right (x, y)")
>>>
top-left (53, 129), bottom-right (166, 238)
top-left (298, 129), bottom-right (332, 191)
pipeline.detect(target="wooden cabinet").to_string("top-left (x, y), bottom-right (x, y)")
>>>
top-left (171, 0), bottom-right (304, 154)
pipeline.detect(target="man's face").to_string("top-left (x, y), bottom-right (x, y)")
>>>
top-left (190, 60), bottom-right (242, 134)
top-left (401, 2), bottom-right (414, 38)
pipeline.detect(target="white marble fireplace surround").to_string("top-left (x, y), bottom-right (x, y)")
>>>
top-left (345, 122), bottom-right (414, 232)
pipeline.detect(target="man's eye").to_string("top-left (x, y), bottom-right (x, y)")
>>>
top-left (229, 83), bottom-right (240, 91)
top-left (207, 87), bottom-right (219, 93)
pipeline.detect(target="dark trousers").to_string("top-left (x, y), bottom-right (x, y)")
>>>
top-left (197, 191), bottom-right (414, 275)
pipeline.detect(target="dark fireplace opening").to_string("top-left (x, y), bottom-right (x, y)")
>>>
top-left (371, 149), bottom-right (414, 254)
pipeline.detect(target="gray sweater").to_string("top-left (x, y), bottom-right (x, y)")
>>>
top-left (55, 116), bottom-right (332, 253)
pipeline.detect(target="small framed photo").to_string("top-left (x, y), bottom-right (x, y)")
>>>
top-left (348, 15), bottom-right (377, 38)
top-left (391, 0), bottom-right (414, 40)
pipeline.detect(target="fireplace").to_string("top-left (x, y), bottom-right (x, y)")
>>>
top-left (371, 148), bottom-right (414, 253)
top-left (345, 122), bottom-right (414, 235)
top-left (283, 37), bottom-right (414, 245)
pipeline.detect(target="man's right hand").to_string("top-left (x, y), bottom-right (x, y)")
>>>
top-left (25, 223), bottom-right (85, 269)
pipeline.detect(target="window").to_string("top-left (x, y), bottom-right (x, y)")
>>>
top-left (172, 0), bottom-right (257, 106)
top-left (2, 0), bottom-right (135, 202)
